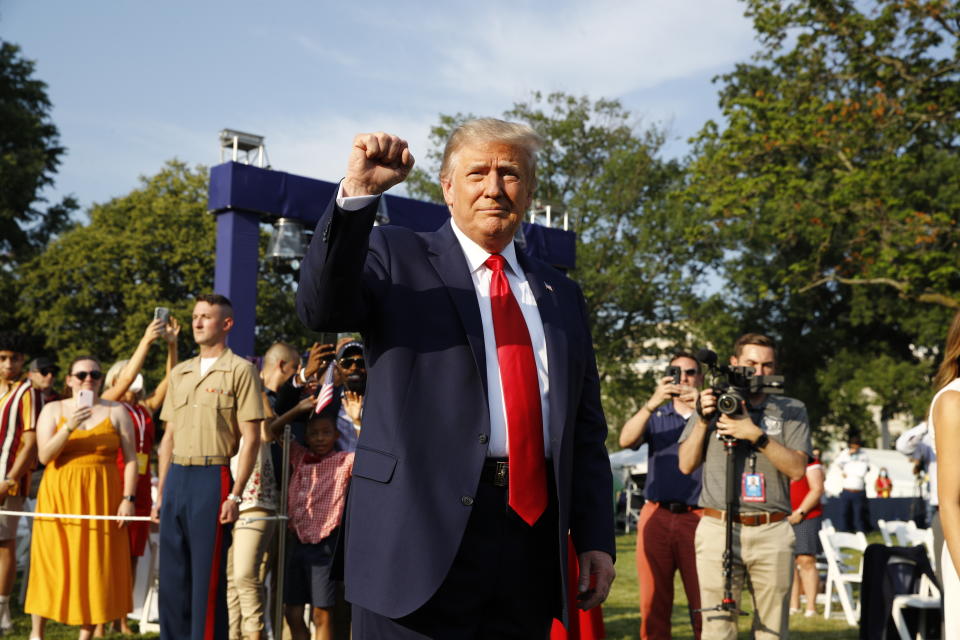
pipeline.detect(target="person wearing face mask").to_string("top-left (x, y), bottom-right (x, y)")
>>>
top-left (875, 467), bottom-right (893, 498)
top-left (24, 356), bottom-right (138, 640)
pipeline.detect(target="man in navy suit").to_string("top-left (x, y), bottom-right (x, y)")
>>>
top-left (296, 119), bottom-right (615, 639)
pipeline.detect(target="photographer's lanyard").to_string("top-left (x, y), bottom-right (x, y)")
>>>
top-left (742, 447), bottom-right (766, 503)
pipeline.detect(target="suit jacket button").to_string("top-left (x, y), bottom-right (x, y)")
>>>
top-left (478, 434), bottom-right (488, 444)
top-left (461, 496), bottom-right (474, 506)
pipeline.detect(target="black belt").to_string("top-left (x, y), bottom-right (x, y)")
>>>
top-left (655, 500), bottom-right (697, 514)
top-left (480, 458), bottom-right (510, 488)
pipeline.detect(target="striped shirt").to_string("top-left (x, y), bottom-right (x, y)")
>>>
top-left (0, 378), bottom-right (40, 495)
top-left (287, 444), bottom-right (353, 543)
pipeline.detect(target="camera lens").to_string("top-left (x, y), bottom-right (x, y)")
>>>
top-left (717, 393), bottom-right (740, 415)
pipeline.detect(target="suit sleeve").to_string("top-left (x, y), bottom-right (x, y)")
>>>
top-left (295, 194), bottom-right (384, 333)
top-left (569, 283), bottom-right (616, 560)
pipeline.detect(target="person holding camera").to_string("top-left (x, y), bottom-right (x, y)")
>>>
top-left (678, 333), bottom-right (810, 640)
top-left (619, 352), bottom-right (704, 640)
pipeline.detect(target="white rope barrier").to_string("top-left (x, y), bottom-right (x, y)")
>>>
top-left (0, 509), bottom-right (152, 522)
top-left (0, 510), bottom-right (288, 525)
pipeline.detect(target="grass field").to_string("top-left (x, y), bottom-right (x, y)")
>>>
top-left (5, 532), bottom-right (861, 639)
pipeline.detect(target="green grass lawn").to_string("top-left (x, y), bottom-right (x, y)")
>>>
top-left (603, 532), bottom-right (859, 639)
top-left (5, 531), bottom-right (861, 639)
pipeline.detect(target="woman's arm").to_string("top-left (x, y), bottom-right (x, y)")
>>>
top-left (37, 401), bottom-right (88, 465)
top-left (114, 404), bottom-right (138, 527)
top-left (102, 319), bottom-right (165, 402)
top-left (935, 390), bottom-right (960, 572)
top-left (144, 317), bottom-right (180, 412)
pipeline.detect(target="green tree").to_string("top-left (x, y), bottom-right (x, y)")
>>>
top-left (685, 0), bottom-right (959, 436)
top-left (1, 40), bottom-right (78, 338)
top-left (406, 93), bottom-right (705, 437)
top-left (17, 161), bottom-right (316, 384)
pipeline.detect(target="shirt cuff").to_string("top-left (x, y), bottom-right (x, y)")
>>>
top-left (336, 180), bottom-right (380, 211)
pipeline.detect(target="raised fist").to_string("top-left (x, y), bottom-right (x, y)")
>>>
top-left (343, 132), bottom-right (415, 196)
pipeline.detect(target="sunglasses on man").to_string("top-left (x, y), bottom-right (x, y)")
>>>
top-left (38, 367), bottom-right (58, 377)
top-left (71, 370), bottom-right (103, 381)
top-left (338, 357), bottom-right (365, 370)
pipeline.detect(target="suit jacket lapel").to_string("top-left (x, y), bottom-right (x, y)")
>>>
top-left (518, 252), bottom-right (569, 461)
top-left (426, 221), bottom-right (488, 399)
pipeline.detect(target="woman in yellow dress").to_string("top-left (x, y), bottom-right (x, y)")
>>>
top-left (24, 356), bottom-right (138, 640)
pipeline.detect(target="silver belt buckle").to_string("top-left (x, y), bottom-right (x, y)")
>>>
top-left (494, 461), bottom-right (509, 487)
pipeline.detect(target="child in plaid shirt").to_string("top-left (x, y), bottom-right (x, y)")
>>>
top-left (282, 408), bottom-right (353, 640)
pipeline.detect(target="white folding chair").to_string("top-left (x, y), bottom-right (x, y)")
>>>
top-left (821, 518), bottom-right (835, 534)
top-left (891, 573), bottom-right (941, 640)
top-left (879, 519), bottom-right (913, 546)
top-left (819, 529), bottom-right (868, 626)
top-left (901, 526), bottom-right (937, 572)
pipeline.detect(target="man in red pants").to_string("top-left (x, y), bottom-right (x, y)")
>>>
top-left (619, 352), bottom-right (704, 639)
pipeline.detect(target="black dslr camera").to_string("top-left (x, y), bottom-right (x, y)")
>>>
top-left (695, 349), bottom-right (784, 420)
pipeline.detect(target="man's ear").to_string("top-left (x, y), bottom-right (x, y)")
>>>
top-left (440, 177), bottom-right (454, 207)
top-left (222, 316), bottom-right (235, 333)
top-left (729, 355), bottom-right (738, 366)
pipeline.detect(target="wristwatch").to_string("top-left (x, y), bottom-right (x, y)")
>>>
top-left (123, 495), bottom-right (136, 502)
top-left (754, 433), bottom-right (770, 450)
top-left (227, 493), bottom-right (243, 504)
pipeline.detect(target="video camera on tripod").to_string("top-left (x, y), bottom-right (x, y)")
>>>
top-left (695, 348), bottom-right (784, 420)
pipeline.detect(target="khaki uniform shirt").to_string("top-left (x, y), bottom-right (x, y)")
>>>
top-left (161, 348), bottom-right (265, 458)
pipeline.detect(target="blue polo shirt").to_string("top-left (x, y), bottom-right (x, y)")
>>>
top-left (633, 402), bottom-right (702, 505)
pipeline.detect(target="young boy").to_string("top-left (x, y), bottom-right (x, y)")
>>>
top-left (282, 408), bottom-right (353, 640)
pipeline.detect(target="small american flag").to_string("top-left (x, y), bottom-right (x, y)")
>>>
top-left (314, 360), bottom-right (337, 413)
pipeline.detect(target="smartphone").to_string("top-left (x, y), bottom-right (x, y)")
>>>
top-left (666, 365), bottom-right (681, 397)
top-left (319, 332), bottom-right (338, 347)
top-left (154, 306), bottom-right (170, 324)
top-left (77, 389), bottom-right (94, 408)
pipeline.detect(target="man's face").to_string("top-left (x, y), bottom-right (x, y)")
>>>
top-left (671, 356), bottom-right (703, 389)
top-left (730, 344), bottom-right (776, 377)
top-left (28, 367), bottom-right (56, 391)
top-left (0, 351), bottom-right (24, 383)
top-left (305, 418), bottom-right (338, 457)
top-left (440, 140), bottom-right (534, 253)
top-left (192, 301), bottom-right (233, 347)
top-left (338, 350), bottom-right (366, 394)
top-left (850, 442), bottom-right (861, 454)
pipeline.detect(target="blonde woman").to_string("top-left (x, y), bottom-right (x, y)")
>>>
top-left (932, 310), bottom-right (960, 639)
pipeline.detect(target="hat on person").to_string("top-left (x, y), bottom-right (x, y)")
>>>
top-left (28, 357), bottom-right (60, 374)
top-left (337, 340), bottom-right (363, 360)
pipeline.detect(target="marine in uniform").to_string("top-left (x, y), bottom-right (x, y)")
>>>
top-left (154, 295), bottom-right (265, 640)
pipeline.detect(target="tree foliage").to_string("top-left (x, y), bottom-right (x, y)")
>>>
top-left (685, 0), bottom-right (959, 438)
top-left (17, 161), bottom-right (315, 385)
top-left (0, 40), bottom-right (76, 264)
top-left (406, 93), bottom-right (704, 434)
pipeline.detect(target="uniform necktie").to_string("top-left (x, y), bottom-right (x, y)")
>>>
top-left (485, 254), bottom-right (547, 526)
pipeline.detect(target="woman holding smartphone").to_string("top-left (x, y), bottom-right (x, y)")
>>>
top-left (24, 356), bottom-right (138, 640)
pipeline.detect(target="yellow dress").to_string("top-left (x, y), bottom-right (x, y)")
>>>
top-left (25, 417), bottom-right (133, 625)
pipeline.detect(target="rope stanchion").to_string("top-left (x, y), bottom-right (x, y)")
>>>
top-left (0, 509), bottom-right (152, 522)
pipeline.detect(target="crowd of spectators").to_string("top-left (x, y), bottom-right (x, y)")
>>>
top-left (0, 298), bottom-right (368, 640)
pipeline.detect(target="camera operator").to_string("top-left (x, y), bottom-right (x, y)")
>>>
top-left (619, 352), bottom-right (704, 640)
top-left (678, 333), bottom-right (810, 640)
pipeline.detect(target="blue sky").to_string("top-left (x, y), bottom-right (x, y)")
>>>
top-left (4, 0), bottom-right (759, 211)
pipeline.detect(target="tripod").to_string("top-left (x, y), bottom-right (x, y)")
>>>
top-left (695, 416), bottom-right (748, 618)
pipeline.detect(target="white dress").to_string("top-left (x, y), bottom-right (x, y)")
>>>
top-left (930, 377), bottom-right (960, 639)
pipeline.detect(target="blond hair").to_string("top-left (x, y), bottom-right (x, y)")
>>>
top-left (934, 310), bottom-right (960, 391)
top-left (439, 118), bottom-right (543, 183)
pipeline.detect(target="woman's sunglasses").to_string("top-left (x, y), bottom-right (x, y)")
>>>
top-left (71, 370), bottom-right (103, 381)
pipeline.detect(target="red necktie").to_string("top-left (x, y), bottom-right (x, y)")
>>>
top-left (485, 254), bottom-right (547, 526)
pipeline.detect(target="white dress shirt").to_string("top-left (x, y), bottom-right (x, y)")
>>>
top-left (337, 186), bottom-right (551, 457)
